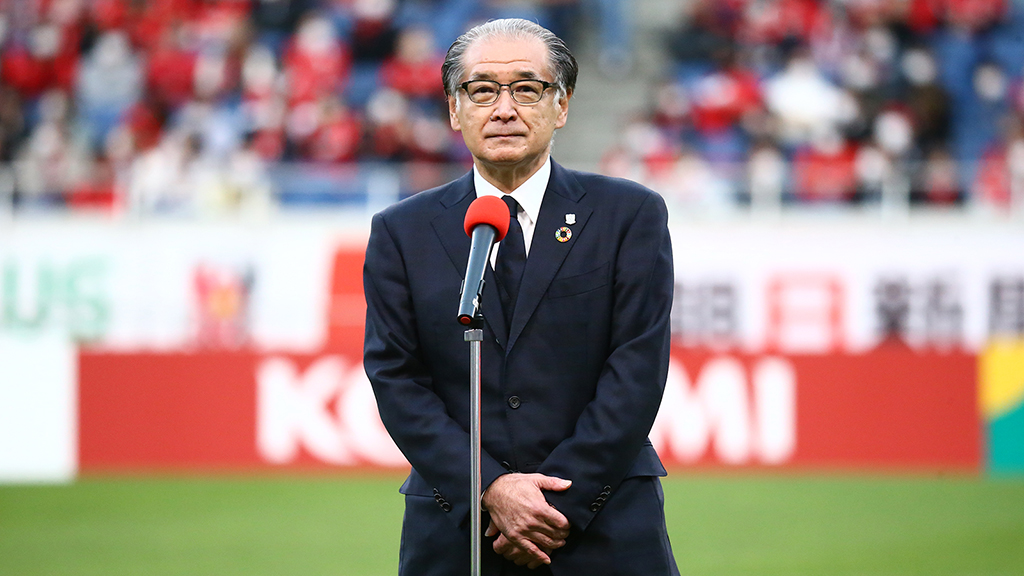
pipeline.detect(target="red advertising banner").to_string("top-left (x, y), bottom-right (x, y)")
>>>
top-left (79, 352), bottom-right (263, 470)
top-left (78, 345), bottom-right (981, 473)
top-left (658, 347), bottom-right (980, 471)
top-left (791, 346), bottom-right (979, 469)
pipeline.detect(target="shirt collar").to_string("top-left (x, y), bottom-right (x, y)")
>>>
top-left (472, 157), bottom-right (550, 226)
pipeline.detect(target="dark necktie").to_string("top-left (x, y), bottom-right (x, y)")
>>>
top-left (495, 195), bottom-right (526, 326)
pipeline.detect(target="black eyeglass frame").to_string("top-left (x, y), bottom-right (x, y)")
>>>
top-left (457, 79), bottom-right (559, 105)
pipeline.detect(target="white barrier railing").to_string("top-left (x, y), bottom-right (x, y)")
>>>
top-left (2, 158), bottom-right (1023, 221)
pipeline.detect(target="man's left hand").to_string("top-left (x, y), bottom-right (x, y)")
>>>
top-left (481, 473), bottom-right (572, 568)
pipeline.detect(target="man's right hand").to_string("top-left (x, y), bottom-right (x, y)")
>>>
top-left (482, 473), bottom-right (572, 568)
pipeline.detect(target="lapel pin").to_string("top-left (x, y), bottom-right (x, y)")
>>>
top-left (555, 227), bottom-right (572, 243)
top-left (565, 213), bottom-right (576, 225)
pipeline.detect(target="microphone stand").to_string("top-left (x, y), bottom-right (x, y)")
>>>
top-left (457, 209), bottom-right (503, 576)
top-left (464, 319), bottom-right (483, 576)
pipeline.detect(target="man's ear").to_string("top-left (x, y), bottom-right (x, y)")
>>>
top-left (555, 89), bottom-right (572, 129)
top-left (448, 96), bottom-right (462, 132)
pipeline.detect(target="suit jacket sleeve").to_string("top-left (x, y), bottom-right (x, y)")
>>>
top-left (537, 191), bottom-right (674, 531)
top-left (363, 210), bottom-right (508, 526)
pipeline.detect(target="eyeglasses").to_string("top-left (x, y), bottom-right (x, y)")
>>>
top-left (458, 79), bottom-right (557, 105)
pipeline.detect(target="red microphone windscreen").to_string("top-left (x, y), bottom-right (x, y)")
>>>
top-left (464, 195), bottom-right (511, 241)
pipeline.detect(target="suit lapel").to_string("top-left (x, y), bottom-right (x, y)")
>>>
top-left (507, 162), bottom-right (592, 352)
top-left (431, 171), bottom-right (509, 346)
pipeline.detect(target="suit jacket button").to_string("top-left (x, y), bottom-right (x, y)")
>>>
top-left (441, 502), bottom-right (452, 512)
top-left (507, 396), bottom-right (521, 409)
top-left (590, 502), bottom-right (601, 512)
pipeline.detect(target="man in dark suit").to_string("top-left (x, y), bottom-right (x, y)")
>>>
top-left (363, 18), bottom-right (678, 576)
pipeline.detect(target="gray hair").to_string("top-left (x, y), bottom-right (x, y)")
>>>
top-left (441, 18), bottom-right (578, 101)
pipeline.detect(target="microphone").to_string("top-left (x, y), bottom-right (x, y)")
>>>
top-left (457, 196), bottom-right (511, 325)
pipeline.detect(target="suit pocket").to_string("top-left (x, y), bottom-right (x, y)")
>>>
top-left (547, 262), bottom-right (610, 299)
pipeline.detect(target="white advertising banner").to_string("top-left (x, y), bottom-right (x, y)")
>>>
top-left (3, 217), bottom-right (1022, 353)
top-left (0, 217), bottom-right (369, 351)
top-left (0, 331), bottom-right (77, 482)
top-left (669, 218), bottom-right (1024, 353)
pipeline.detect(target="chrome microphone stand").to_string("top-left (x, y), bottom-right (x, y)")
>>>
top-left (464, 324), bottom-right (484, 576)
top-left (456, 206), bottom-right (505, 576)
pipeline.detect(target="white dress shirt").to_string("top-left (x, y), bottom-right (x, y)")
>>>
top-left (474, 156), bottom-right (550, 267)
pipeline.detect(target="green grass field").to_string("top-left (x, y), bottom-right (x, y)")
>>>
top-left (1, 473), bottom-right (1022, 575)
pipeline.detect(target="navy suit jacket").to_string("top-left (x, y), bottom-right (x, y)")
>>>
top-left (363, 161), bottom-right (677, 575)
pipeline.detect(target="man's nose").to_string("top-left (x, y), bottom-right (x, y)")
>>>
top-left (490, 89), bottom-right (519, 120)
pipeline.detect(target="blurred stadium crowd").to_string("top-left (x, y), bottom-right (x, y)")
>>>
top-left (0, 0), bottom-right (614, 216)
top-left (1, 0), bottom-right (1023, 216)
top-left (603, 0), bottom-right (1024, 212)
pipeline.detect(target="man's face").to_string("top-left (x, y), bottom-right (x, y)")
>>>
top-left (448, 36), bottom-right (570, 172)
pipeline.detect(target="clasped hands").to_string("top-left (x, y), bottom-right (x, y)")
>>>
top-left (481, 473), bottom-right (572, 569)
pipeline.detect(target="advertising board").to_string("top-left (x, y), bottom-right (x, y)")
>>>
top-left (1, 218), bottom-right (1019, 479)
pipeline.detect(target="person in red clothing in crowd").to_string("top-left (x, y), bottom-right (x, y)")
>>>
top-left (379, 26), bottom-right (445, 101)
top-left (946, 0), bottom-right (1007, 32)
top-left (283, 13), bottom-right (351, 106)
top-left (306, 94), bottom-right (363, 163)
top-left (904, 0), bottom-right (1007, 34)
top-left (688, 46), bottom-right (763, 139)
top-left (738, 0), bottom-right (830, 47)
top-left (792, 127), bottom-right (859, 203)
top-left (279, 13), bottom-right (354, 160)
top-left (973, 144), bottom-right (1013, 209)
top-left (1, 16), bottom-right (81, 100)
top-left (906, 0), bottom-right (947, 32)
top-left (972, 120), bottom-right (1024, 210)
top-left (189, 0), bottom-right (252, 48)
top-left (129, 0), bottom-right (197, 51)
top-left (90, 0), bottom-right (131, 31)
top-left (146, 24), bottom-right (197, 109)
top-left (361, 88), bottom-right (453, 163)
top-left (121, 92), bottom-right (168, 154)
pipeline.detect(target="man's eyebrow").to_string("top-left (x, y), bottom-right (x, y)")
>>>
top-left (512, 70), bottom-right (541, 79)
